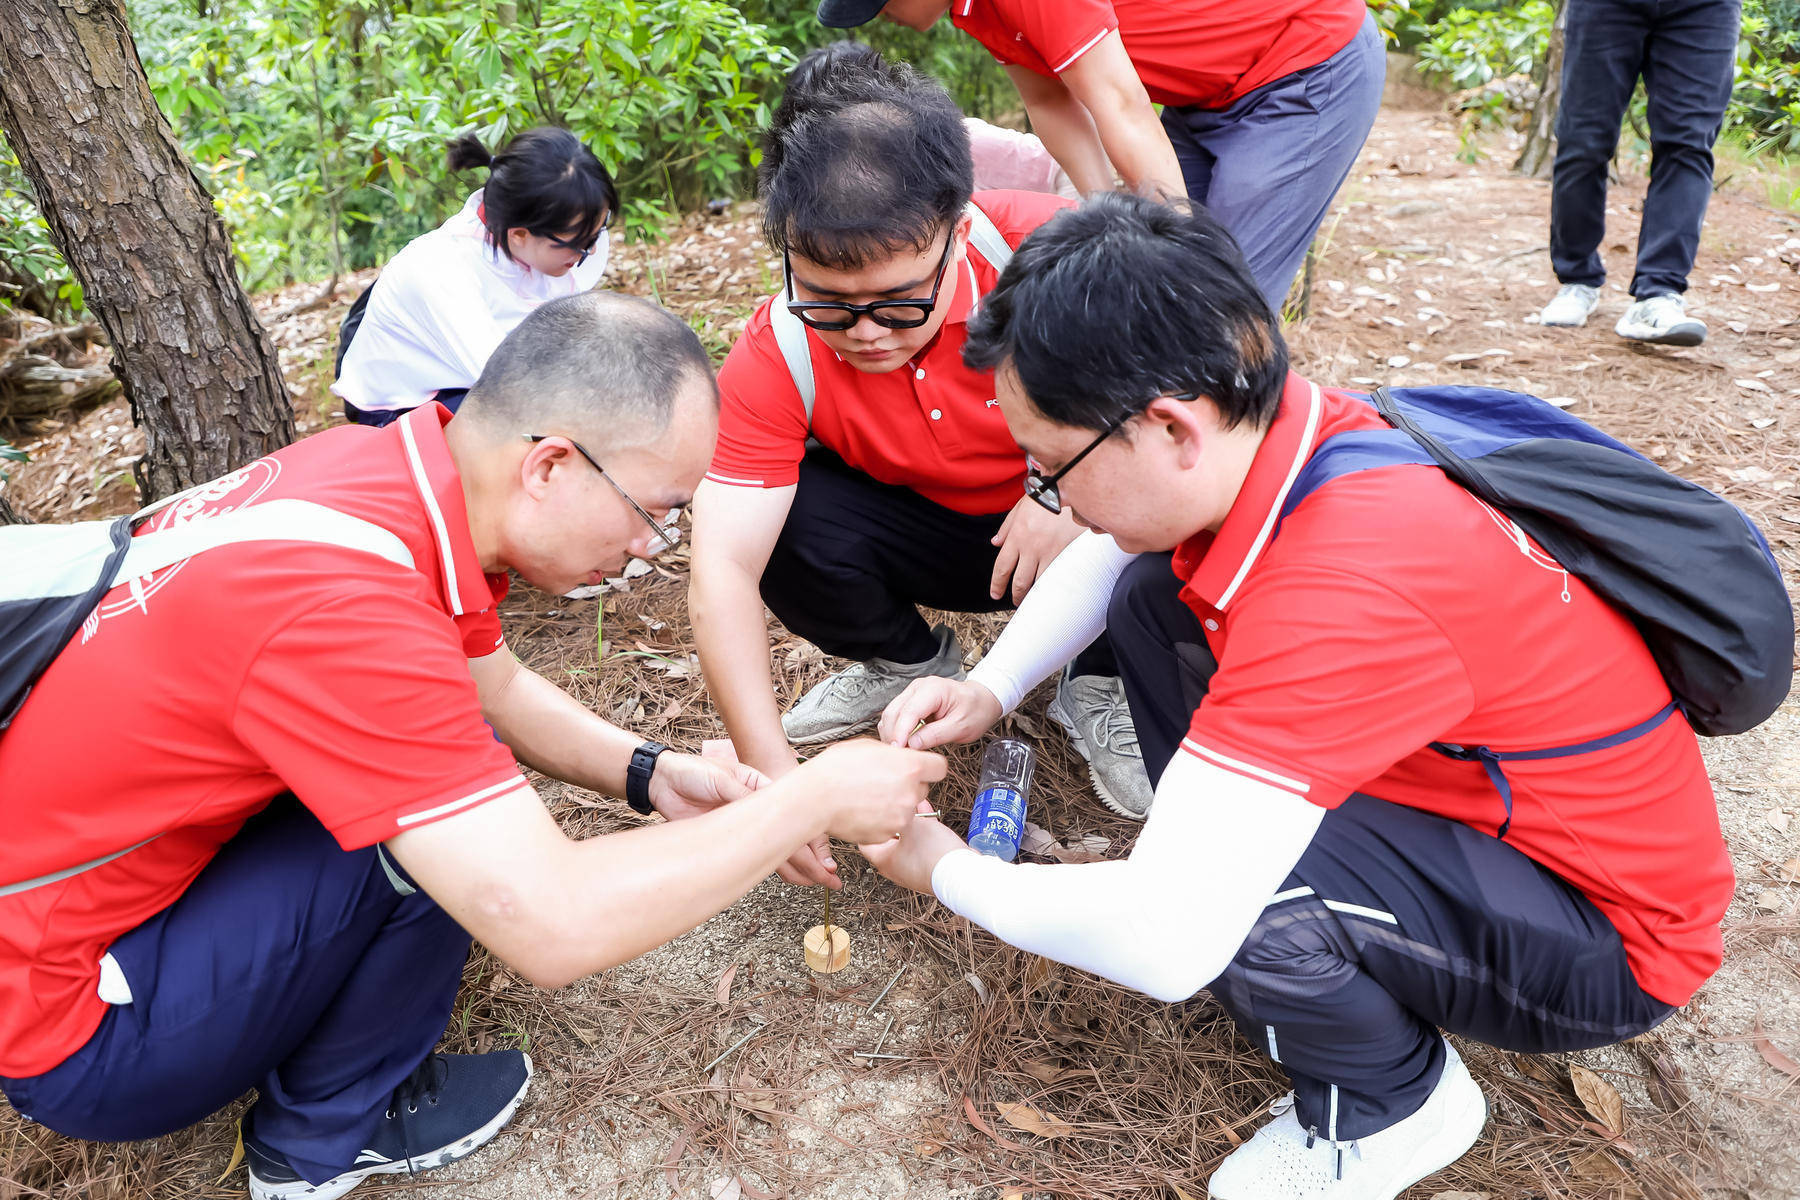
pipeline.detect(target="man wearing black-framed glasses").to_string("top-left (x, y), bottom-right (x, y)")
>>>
top-left (689, 47), bottom-right (1155, 900)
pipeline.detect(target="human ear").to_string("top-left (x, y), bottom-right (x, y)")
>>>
top-left (519, 438), bottom-right (563, 500)
top-left (1143, 395), bottom-right (1206, 470)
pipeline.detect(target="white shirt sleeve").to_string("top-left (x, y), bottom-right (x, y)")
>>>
top-left (929, 750), bottom-right (1325, 1003)
top-left (966, 530), bottom-right (1136, 713)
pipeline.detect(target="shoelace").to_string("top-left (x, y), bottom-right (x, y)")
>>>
top-left (384, 1053), bottom-right (450, 1173)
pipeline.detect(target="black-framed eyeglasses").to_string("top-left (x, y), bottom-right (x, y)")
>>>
top-left (783, 232), bottom-right (956, 332)
top-left (541, 212), bottom-right (612, 264)
top-left (525, 434), bottom-right (682, 550)
top-left (1023, 391), bottom-right (1199, 515)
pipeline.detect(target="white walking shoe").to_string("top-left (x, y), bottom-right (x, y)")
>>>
top-left (1615, 292), bottom-right (1707, 346)
top-left (1208, 1040), bottom-right (1487, 1200)
top-left (1538, 283), bottom-right (1601, 327)
top-left (781, 624), bottom-right (965, 745)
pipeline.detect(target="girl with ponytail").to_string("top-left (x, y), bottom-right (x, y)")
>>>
top-left (333, 127), bottom-right (619, 425)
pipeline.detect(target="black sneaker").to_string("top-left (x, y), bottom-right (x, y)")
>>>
top-left (244, 1050), bottom-right (532, 1200)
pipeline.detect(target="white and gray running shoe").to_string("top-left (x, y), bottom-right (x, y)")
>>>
top-left (1615, 292), bottom-right (1706, 346)
top-left (1046, 669), bottom-right (1154, 820)
top-left (782, 623), bottom-right (965, 745)
top-left (1538, 282), bottom-right (1601, 327)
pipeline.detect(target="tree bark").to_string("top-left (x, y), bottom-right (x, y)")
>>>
top-left (1514, 0), bottom-right (1568, 179)
top-left (0, 490), bottom-right (29, 525)
top-left (0, 0), bottom-right (295, 503)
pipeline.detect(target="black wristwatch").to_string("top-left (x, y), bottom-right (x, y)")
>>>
top-left (625, 741), bottom-right (669, 815)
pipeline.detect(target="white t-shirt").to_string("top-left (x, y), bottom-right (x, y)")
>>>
top-left (332, 189), bottom-right (611, 414)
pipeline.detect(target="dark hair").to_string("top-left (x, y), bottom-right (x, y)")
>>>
top-left (759, 44), bottom-right (973, 270)
top-left (964, 192), bottom-right (1287, 433)
top-left (459, 292), bottom-right (716, 450)
top-left (446, 127), bottom-right (619, 264)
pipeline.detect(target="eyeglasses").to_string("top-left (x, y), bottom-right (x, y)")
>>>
top-left (1023, 391), bottom-right (1199, 515)
top-left (783, 233), bottom-right (956, 332)
top-left (525, 434), bottom-right (682, 551)
top-left (541, 213), bottom-right (611, 264)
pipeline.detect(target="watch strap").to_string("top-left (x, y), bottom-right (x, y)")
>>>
top-left (625, 741), bottom-right (668, 815)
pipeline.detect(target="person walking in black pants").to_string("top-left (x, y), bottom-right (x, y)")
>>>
top-left (1537, 0), bottom-right (1742, 345)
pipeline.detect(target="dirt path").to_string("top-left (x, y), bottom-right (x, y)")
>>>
top-left (3, 101), bottom-right (1797, 1200)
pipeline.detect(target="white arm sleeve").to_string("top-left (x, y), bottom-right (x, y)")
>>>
top-left (929, 751), bottom-right (1325, 1003)
top-left (966, 531), bottom-right (1136, 713)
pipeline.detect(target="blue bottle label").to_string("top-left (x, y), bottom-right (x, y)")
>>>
top-left (970, 785), bottom-right (1024, 844)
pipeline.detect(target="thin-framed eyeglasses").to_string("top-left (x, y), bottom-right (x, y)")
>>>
top-left (1023, 390), bottom-right (1199, 515)
top-left (524, 434), bottom-right (682, 550)
top-left (782, 232), bottom-right (956, 332)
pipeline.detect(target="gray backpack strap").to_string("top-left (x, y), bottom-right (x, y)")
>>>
top-left (1, 499), bottom-right (415, 898)
top-left (769, 299), bottom-right (817, 430)
top-left (964, 200), bottom-right (1013, 273)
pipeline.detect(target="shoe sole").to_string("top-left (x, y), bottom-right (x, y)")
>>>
top-left (1618, 324), bottom-right (1705, 347)
top-left (1539, 312), bottom-right (1595, 327)
top-left (785, 714), bottom-right (879, 747)
top-left (1045, 691), bottom-right (1147, 822)
top-left (248, 1054), bottom-right (534, 1200)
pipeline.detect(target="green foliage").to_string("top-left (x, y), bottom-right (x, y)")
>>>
top-left (0, 140), bottom-right (83, 320)
top-left (1401, 0), bottom-right (1800, 163)
top-left (128, 0), bottom-right (795, 280)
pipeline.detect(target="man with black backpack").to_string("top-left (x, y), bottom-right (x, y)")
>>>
top-left (688, 43), bottom-right (1153, 886)
top-left (0, 292), bottom-right (941, 1200)
top-left (861, 194), bottom-right (1788, 1200)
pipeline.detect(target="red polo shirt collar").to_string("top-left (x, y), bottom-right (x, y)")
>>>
top-left (394, 402), bottom-right (503, 618)
top-left (1172, 372), bottom-right (1325, 612)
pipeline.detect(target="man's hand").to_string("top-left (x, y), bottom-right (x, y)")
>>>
top-left (647, 752), bottom-right (770, 822)
top-left (879, 677), bottom-right (1004, 750)
top-left (794, 739), bottom-right (947, 844)
top-left (859, 801), bottom-right (969, 896)
top-left (990, 494), bottom-right (1083, 604)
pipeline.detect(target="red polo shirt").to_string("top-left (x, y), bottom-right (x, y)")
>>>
top-left (0, 404), bottom-right (528, 1078)
top-left (1172, 374), bottom-right (1731, 1006)
top-left (709, 190), bottom-right (1072, 517)
top-left (951, 0), bottom-right (1367, 110)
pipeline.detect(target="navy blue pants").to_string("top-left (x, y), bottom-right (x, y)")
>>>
top-left (1105, 554), bottom-right (1674, 1138)
top-left (1160, 14), bottom-right (1385, 313)
top-left (0, 800), bottom-right (469, 1185)
top-left (763, 447), bottom-right (1114, 675)
top-left (1550, 0), bottom-right (1741, 297)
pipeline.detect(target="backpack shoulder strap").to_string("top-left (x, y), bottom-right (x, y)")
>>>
top-left (964, 200), bottom-right (1013, 273)
top-left (769, 300), bottom-right (817, 430)
top-left (117, 498), bottom-right (415, 581)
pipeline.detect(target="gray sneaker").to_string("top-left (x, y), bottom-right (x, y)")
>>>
top-left (782, 624), bottom-right (965, 745)
top-left (1538, 283), bottom-right (1600, 327)
top-left (1046, 670), bottom-right (1154, 820)
top-left (1615, 292), bottom-right (1706, 346)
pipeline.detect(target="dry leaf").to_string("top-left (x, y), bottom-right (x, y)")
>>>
top-left (1647, 1053), bottom-right (1691, 1113)
top-left (1429, 1193), bottom-right (1494, 1200)
top-left (996, 1100), bottom-right (1074, 1139)
top-left (914, 1140), bottom-right (944, 1157)
top-left (715, 962), bottom-right (738, 1005)
top-left (1021, 1059), bottom-right (1079, 1085)
top-left (1172, 1186), bottom-right (1200, 1200)
top-left (1756, 888), bottom-right (1786, 912)
top-left (1023, 954), bottom-right (1053, 996)
top-left (1779, 855), bottom-right (1800, 884)
top-left (1020, 821), bottom-right (1058, 857)
top-left (1753, 1024), bottom-right (1800, 1078)
top-left (1735, 378), bottom-right (1773, 393)
top-left (709, 1177), bottom-right (743, 1200)
top-left (1569, 1063), bottom-right (1625, 1136)
top-left (962, 1093), bottom-right (1028, 1151)
top-left (1768, 808), bottom-right (1792, 833)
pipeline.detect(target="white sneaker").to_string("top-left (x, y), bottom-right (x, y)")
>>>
top-left (1615, 292), bottom-right (1706, 346)
top-left (782, 624), bottom-right (964, 745)
top-left (1208, 1040), bottom-right (1487, 1200)
top-left (1538, 283), bottom-right (1600, 327)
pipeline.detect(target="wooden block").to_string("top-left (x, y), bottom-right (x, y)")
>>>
top-left (804, 923), bottom-right (850, 973)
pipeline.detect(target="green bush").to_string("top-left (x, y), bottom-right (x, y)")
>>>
top-left (0, 139), bottom-right (83, 320)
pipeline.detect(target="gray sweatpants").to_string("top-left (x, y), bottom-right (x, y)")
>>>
top-left (1160, 13), bottom-right (1385, 313)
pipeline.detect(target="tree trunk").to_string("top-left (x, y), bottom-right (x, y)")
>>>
top-left (1514, 0), bottom-right (1568, 179)
top-left (0, 490), bottom-right (28, 525)
top-left (0, 0), bottom-right (295, 504)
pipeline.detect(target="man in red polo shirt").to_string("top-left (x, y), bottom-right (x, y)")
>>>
top-left (690, 46), bottom-right (1153, 874)
top-left (0, 292), bottom-right (940, 1200)
top-left (817, 0), bottom-right (1384, 313)
top-left (862, 195), bottom-right (1732, 1200)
